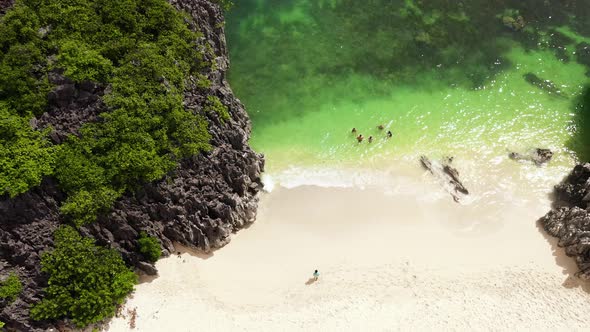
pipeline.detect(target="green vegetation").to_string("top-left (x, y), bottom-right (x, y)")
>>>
top-left (205, 95), bottom-right (230, 122)
top-left (0, 106), bottom-right (56, 197)
top-left (213, 0), bottom-right (234, 11)
top-left (0, 320), bottom-right (4, 328)
top-left (138, 232), bottom-right (161, 262)
top-left (0, 273), bottom-right (23, 303)
top-left (57, 40), bottom-right (114, 83)
top-left (30, 226), bottom-right (137, 327)
top-left (0, 0), bottom-right (212, 225)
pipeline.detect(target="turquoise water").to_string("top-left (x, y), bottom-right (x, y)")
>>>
top-left (226, 0), bottom-right (590, 173)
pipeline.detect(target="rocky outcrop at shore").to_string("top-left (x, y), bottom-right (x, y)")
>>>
top-left (508, 148), bottom-right (553, 166)
top-left (539, 163), bottom-right (590, 279)
top-left (420, 156), bottom-right (469, 203)
top-left (0, 0), bottom-right (264, 330)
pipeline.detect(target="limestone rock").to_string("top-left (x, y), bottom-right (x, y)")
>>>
top-left (0, 0), bottom-right (264, 330)
top-left (508, 148), bottom-right (553, 166)
top-left (540, 163), bottom-right (590, 279)
top-left (420, 156), bottom-right (469, 203)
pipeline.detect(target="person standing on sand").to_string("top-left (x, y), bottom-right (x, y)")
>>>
top-left (313, 270), bottom-right (319, 281)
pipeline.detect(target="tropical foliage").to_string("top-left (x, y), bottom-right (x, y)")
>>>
top-left (30, 226), bottom-right (137, 327)
top-left (0, 0), bottom-right (215, 227)
top-left (138, 232), bottom-right (161, 262)
top-left (0, 273), bottom-right (22, 303)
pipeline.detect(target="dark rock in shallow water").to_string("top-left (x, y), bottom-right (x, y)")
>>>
top-left (420, 156), bottom-right (469, 203)
top-left (508, 148), bottom-right (553, 166)
top-left (0, 0), bottom-right (264, 330)
top-left (547, 30), bottom-right (574, 63)
top-left (540, 163), bottom-right (590, 280)
top-left (523, 73), bottom-right (566, 97)
top-left (502, 15), bottom-right (526, 31)
top-left (576, 42), bottom-right (590, 68)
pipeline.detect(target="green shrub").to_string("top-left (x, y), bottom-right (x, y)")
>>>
top-left (0, 0), bottom-right (214, 219)
top-left (59, 188), bottom-right (121, 227)
top-left (0, 106), bottom-right (56, 197)
top-left (0, 273), bottom-right (23, 303)
top-left (0, 320), bottom-right (4, 328)
top-left (138, 232), bottom-right (161, 262)
top-left (30, 226), bottom-right (137, 327)
top-left (212, 0), bottom-right (234, 11)
top-left (0, 42), bottom-right (50, 116)
top-left (205, 95), bottom-right (230, 122)
top-left (57, 40), bottom-right (114, 82)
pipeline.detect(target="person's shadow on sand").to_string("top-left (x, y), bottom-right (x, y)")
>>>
top-left (305, 277), bottom-right (318, 285)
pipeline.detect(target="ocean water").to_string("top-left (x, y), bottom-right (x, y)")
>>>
top-left (225, 0), bottom-right (590, 191)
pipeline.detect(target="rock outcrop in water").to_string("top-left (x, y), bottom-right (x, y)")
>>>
top-left (540, 164), bottom-right (590, 279)
top-left (502, 14), bottom-right (526, 31)
top-left (576, 43), bottom-right (590, 68)
top-left (508, 148), bottom-right (553, 166)
top-left (420, 156), bottom-right (469, 203)
top-left (523, 73), bottom-right (566, 97)
top-left (0, 0), bottom-right (264, 330)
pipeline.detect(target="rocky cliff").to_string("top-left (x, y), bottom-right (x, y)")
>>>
top-left (539, 163), bottom-right (590, 279)
top-left (0, 0), bottom-right (264, 330)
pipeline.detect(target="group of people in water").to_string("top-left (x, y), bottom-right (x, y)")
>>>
top-left (351, 124), bottom-right (392, 143)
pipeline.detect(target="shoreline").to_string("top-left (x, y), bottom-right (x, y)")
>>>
top-left (106, 161), bottom-right (590, 331)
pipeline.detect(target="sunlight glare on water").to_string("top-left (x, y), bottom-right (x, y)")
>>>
top-left (226, 0), bottom-right (590, 192)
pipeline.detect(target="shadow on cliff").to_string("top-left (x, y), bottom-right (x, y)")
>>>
top-left (535, 220), bottom-right (590, 293)
top-left (567, 84), bottom-right (590, 162)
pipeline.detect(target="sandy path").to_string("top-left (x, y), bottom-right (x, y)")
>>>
top-left (106, 165), bottom-right (590, 331)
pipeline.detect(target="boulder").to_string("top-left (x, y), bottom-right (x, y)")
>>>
top-left (420, 156), bottom-right (469, 203)
top-left (540, 163), bottom-right (590, 280)
top-left (136, 262), bottom-right (158, 276)
top-left (509, 148), bottom-right (553, 166)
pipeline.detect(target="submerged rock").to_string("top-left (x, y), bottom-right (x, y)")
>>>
top-left (576, 42), bottom-right (590, 68)
top-left (508, 148), bottom-right (553, 166)
top-left (540, 163), bottom-right (590, 279)
top-left (420, 156), bottom-right (469, 203)
top-left (502, 14), bottom-right (526, 31)
top-left (498, 8), bottom-right (526, 32)
top-left (523, 73), bottom-right (566, 97)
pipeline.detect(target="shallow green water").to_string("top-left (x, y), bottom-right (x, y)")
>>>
top-left (226, 0), bottom-right (590, 173)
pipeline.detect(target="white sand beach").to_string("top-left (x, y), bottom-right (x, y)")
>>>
top-left (107, 162), bottom-right (590, 331)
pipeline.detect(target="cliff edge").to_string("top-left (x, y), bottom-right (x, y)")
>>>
top-left (0, 0), bottom-right (264, 330)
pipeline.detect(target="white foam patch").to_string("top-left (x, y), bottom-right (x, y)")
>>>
top-left (260, 155), bottom-right (573, 208)
top-left (262, 165), bottom-right (451, 204)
